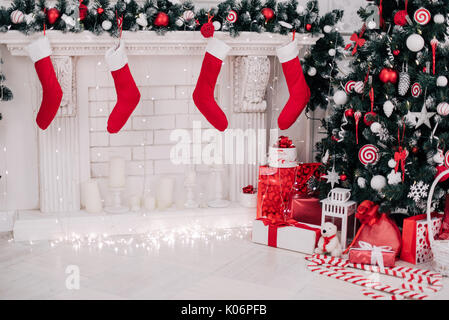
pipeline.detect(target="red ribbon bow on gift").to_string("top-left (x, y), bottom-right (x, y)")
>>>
top-left (242, 185), bottom-right (255, 194)
top-left (343, 200), bottom-right (380, 254)
top-left (345, 25), bottom-right (366, 55)
top-left (277, 136), bottom-right (294, 148)
top-left (394, 147), bottom-right (407, 181)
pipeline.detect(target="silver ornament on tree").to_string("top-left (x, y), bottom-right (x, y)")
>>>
top-left (398, 64), bottom-right (410, 96)
top-left (383, 100), bottom-right (395, 117)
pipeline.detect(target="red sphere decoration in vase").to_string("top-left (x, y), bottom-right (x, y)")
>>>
top-left (363, 111), bottom-right (377, 126)
top-left (306, 23), bottom-right (312, 31)
top-left (261, 8), bottom-right (275, 22)
top-left (47, 8), bottom-right (60, 25)
top-left (379, 68), bottom-right (398, 84)
top-left (154, 12), bottom-right (169, 27)
top-left (344, 108), bottom-right (355, 118)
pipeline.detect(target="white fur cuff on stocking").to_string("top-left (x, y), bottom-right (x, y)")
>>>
top-left (206, 38), bottom-right (231, 61)
top-left (276, 40), bottom-right (299, 63)
top-left (26, 37), bottom-right (52, 63)
top-left (105, 40), bottom-right (128, 71)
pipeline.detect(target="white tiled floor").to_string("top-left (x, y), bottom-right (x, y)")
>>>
top-left (0, 230), bottom-right (449, 300)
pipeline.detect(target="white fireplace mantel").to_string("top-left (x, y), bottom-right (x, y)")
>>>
top-left (0, 30), bottom-right (320, 56)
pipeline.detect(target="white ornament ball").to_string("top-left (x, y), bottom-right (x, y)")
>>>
top-left (434, 13), bottom-right (445, 24)
top-left (370, 175), bottom-right (387, 191)
top-left (354, 81), bottom-right (364, 94)
top-left (323, 25), bottom-right (333, 33)
top-left (370, 122), bottom-right (382, 133)
top-left (388, 159), bottom-right (397, 169)
top-left (437, 76), bottom-right (448, 87)
top-left (433, 150), bottom-right (445, 165)
top-left (333, 90), bottom-right (348, 105)
top-left (367, 20), bottom-right (377, 29)
top-left (357, 177), bottom-right (367, 189)
top-left (10, 10), bottom-right (24, 24)
top-left (387, 170), bottom-right (402, 185)
top-left (307, 67), bottom-right (317, 77)
top-left (328, 48), bottom-right (336, 57)
top-left (101, 20), bottom-right (112, 31)
top-left (136, 13), bottom-right (148, 27)
top-left (383, 100), bottom-right (394, 118)
top-left (437, 102), bottom-right (449, 116)
top-left (182, 10), bottom-right (195, 21)
top-left (406, 34), bottom-right (425, 52)
top-left (297, 5), bottom-right (306, 15)
top-left (213, 21), bottom-right (221, 31)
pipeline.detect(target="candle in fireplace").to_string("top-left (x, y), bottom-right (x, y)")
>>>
top-left (156, 177), bottom-right (175, 209)
top-left (109, 157), bottom-right (126, 188)
top-left (82, 180), bottom-right (102, 213)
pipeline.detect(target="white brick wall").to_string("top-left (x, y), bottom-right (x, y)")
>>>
top-left (88, 84), bottom-right (214, 182)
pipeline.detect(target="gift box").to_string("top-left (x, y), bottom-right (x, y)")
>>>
top-left (256, 166), bottom-right (296, 220)
top-left (290, 196), bottom-right (322, 225)
top-left (268, 136), bottom-right (297, 168)
top-left (349, 241), bottom-right (396, 268)
top-left (252, 218), bottom-right (320, 254)
top-left (400, 212), bottom-right (443, 264)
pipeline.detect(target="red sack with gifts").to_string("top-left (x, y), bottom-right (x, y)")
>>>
top-left (400, 212), bottom-right (443, 264)
top-left (345, 200), bottom-right (402, 257)
top-left (438, 194), bottom-right (449, 240)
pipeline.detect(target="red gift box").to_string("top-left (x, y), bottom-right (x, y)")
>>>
top-left (290, 196), bottom-right (322, 225)
top-left (256, 166), bottom-right (296, 220)
top-left (349, 241), bottom-right (396, 268)
top-left (400, 212), bottom-right (443, 264)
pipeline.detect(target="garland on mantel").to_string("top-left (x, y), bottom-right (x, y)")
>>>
top-left (0, 0), bottom-right (346, 111)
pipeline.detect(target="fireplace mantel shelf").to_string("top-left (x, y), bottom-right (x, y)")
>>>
top-left (0, 30), bottom-right (320, 56)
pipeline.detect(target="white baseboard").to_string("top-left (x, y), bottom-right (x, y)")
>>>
top-left (0, 211), bottom-right (15, 232)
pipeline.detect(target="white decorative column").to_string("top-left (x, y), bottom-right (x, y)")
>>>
top-left (229, 56), bottom-right (270, 201)
top-left (38, 56), bottom-right (80, 212)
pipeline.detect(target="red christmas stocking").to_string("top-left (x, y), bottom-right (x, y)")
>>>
top-left (27, 37), bottom-right (63, 130)
top-left (105, 40), bottom-right (141, 133)
top-left (276, 41), bottom-right (311, 130)
top-left (193, 38), bottom-right (231, 131)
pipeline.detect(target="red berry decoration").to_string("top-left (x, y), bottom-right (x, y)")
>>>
top-left (97, 7), bottom-right (104, 15)
top-left (344, 108), bottom-right (355, 118)
top-left (363, 111), bottom-right (377, 126)
top-left (393, 49), bottom-right (400, 56)
top-left (379, 67), bottom-right (398, 84)
top-left (154, 12), bottom-right (169, 27)
top-left (261, 8), bottom-right (274, 22)
top-left (306, 23), bottom-right (312, 31)
top-left (340, 174), bottom-right (347, 181)
top-left (412, 146), bottom-right (419, 154)
top-left (200, 22), bottom-right (214, 38)
top-left (394, 10), bottom-right (408, 26)
top-left (47, 8), bottom-right (60, 25)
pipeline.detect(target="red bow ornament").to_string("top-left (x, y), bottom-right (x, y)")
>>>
top-left (345, 30), bottom-right (366, 55)
top-left (394, 147), bottom-right (408, 181)
top-left (277, 136), bottom-right (294, 148)
top-left (242, 185), bottom-right (255, 194)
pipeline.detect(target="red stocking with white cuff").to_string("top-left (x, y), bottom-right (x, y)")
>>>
top-left (27, 37), bottom-right (63, 130)
top-left (276, 40), bottom-right (311, 130)
top-left (105, 40), bottom-right (141, 134)
top-left (193, 38), bottom-right (231, 132)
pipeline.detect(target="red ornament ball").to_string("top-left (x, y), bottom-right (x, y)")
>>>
top-left (412, 146), bottom-right (419, 154)
top-left (97, 7), bottom-right (104, 15)
top-left (261, 8), bottom-right (275, 22)
top-left (154, 12), bottom-right (169, 27)
top-left (363, 111), bottom-right (377, 126)
top-left (379, 68), bottom-right (398, 84)
top-left (200, 22), bottom-right (214, 38)
top-left (79, 4), bottom-right (87, 21)
top-left (394, 10), bottom-right (408, 26)
top-left (344, 108), bottom-right (355, 118)
top-left (331, 136), bottom-right (339, 142)
top-left (393, 49), bottom-right (400, 56)
top-left (340, 174), bottom-right (347, 181)
top-left (47, 8), bottom-right (60, 25)
top-left (306, 23), bottom-right (312, 31)
top-left (423, 67), bottom-right (427, 73)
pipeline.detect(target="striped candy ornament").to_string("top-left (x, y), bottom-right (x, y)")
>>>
top-left (358, 144), bottom-right (379, 166)
top-left (354, 81), bottom-right (364, 94)
top-left (226, 10), bottom-right (238, 23)
top-left (414, 7), bottom-right (431, 25)
top-left (10, 10), bottom-right (24, 24)
top-left (411, 82), bottom-right (422, 97)
top-left (344, 80), bottom-right (356, 94)
top-left (182, 10), bottom-right (195, 21)
top-left (445, 150), bottom-right (449, 168)
top-left (437, 102), bottom-right (449, 116)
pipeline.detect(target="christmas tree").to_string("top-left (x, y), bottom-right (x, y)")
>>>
top-left (316, 0), bottom-right (449, 215)
top-left (0, 58), bottom-right (13, 111)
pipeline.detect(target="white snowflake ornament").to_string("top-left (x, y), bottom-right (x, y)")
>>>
top-left (407, 181), bottom-right (430, 202)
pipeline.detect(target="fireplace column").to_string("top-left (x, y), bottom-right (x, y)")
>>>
top-left (229, 56), bottom-right (270, 201)
top-left (37, 56), bottom-right (80, 213)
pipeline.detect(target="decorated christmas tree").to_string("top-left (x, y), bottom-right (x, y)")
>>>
top-left (316, 0), bottom-right (449, 216)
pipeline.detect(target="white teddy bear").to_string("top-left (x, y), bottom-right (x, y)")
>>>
top-left (314, 222), bottom-right (342, 257)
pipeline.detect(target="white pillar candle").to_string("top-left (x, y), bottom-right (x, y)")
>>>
top-left (109, 157), bottom-right (126, 188)
top-left (129, 195), bottom-right (141, 212)
top-left (143, 195), bottom-right (156, 211)
top-left (82, 180), bottom-right (102, 213)
top-left (156, 177), bottom-right (175, 209)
